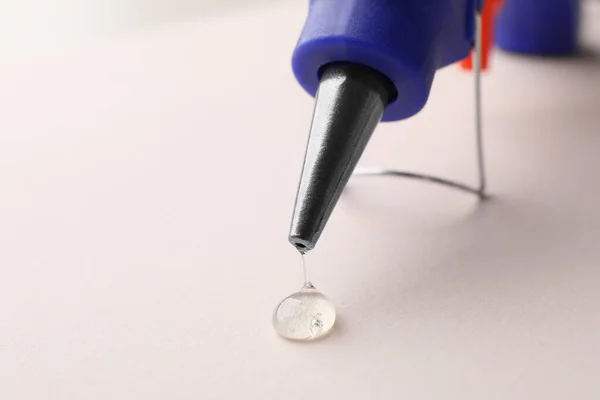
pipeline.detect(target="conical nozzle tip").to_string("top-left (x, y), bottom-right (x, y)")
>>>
top-left (288, 62), bottom-right (396, 252)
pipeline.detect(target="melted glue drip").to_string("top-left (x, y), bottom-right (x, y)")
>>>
top-left (273, 252), bottom-right (336, 341)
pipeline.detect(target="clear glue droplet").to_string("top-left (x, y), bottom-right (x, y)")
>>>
top-left (273, 252), bottom-right (336, 341)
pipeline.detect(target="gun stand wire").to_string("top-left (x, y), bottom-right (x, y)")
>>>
top-left (352, 12), bottom-right (487, 199)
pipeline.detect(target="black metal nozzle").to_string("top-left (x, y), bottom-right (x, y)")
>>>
top-left (288, 62), bottom-right (396, 252)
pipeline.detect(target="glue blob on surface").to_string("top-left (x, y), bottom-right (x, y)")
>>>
top-left (273, 285), bottom-right (336, 341)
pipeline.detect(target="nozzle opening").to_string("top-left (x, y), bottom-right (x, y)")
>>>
top-left (289, 237), bottom-right (313, 253)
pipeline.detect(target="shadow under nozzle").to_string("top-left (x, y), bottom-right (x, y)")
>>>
top-left (288, 62), bottom-right (396, 252)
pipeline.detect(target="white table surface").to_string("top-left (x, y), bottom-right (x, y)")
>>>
top-left (1, 2), bottom-right (600, 399)
top-left (0, 0), bottom-right (288, 59)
